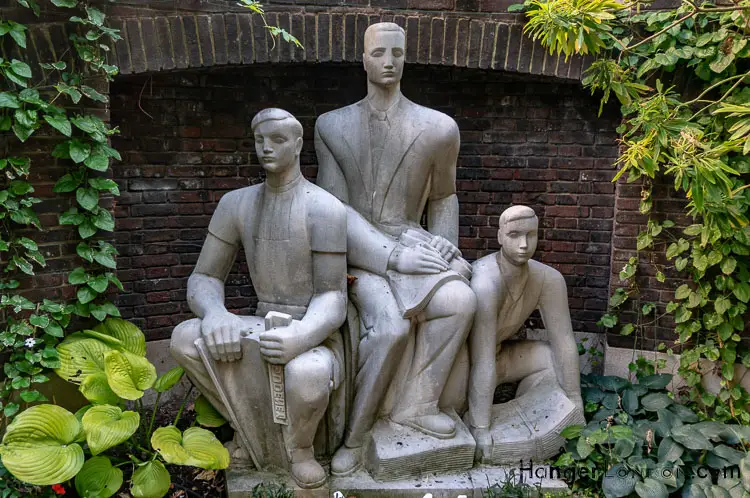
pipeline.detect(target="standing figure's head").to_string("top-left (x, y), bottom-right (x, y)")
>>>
top-left (363, 22), bottom-right (406, 88)
top-left (251, 108), bottom-right (304, 175)
top-left (497, 205), bottom-right (539, 266)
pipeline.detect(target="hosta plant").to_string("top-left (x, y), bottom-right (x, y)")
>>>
top-left (0, 318), bottom-right (228, 498)
top-left (555, 372), bottom-right (750, 498)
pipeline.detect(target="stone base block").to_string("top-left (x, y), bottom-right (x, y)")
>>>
top-left (365, 411), bottom-right (475, 481)
top-left (488, 381), bottom-right (585, 465)
top-left (226, 464), bottom-right (568, 497)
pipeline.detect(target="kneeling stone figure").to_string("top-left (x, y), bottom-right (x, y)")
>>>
top-left (467, 205), bottom-right (585, 464)
top-left (170, 108), bottom-right (348, 489)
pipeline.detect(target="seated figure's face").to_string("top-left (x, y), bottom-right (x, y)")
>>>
top-left (254, 119), bottom-right (302, 174)
top-left (499, 217), bottom-right (538, 266)
top-left (363, 29), bottom-right (405, 87)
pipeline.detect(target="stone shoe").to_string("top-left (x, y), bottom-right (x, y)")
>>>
top-left (289, 447), bottom-right (327, 489)
top-left (392, 412), bottom-right (456, 439)
top-left (331, 445), bottom-right (363, 477)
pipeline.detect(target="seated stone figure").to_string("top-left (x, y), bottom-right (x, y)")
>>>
top-left (170, 108), bottom-right (348, 489)
top-left (466, 205), bottom-right (584, 464)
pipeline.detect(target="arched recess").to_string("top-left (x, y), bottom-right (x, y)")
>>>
top-left (22, 10), bottom-right (593, 80)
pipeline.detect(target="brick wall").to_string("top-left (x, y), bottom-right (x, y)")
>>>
top-left (110, 64), bottom-right (619, 341)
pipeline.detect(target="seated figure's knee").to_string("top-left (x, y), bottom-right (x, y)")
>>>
top-left (285, 352), bottom-right (333, 405)
top-left (170, 318), bottom-right (202, 362)
top-left (429, 280), bottom-right (477, 319)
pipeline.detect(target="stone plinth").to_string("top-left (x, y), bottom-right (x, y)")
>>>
top-left (365, 411), bottom-right (475, 482)
top-left (488, 381), bottom-right (585, 465)
top-left (227, 464), bottom-right (568, 497)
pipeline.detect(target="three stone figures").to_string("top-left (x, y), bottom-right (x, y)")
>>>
top-left (170, 22), bottom-right (584, 489)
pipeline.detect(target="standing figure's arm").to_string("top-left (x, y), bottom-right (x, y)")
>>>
top-left (259, 201), bottom-right (348, 365)
top-left (538, 270), bottom-right (583, 410)
top-left (427, 118), bottom-right (461, 247)
top-left (188, 192), bottom-right (246, 363)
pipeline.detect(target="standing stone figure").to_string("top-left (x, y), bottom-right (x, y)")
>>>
top-left (315, 22), bottom-right (477, 476)
top-left (467, 205), bottom-right (584, 464)
top-left (170, 109), bottom-right (348, 489)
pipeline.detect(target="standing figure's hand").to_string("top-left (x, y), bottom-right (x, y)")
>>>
top-left (388, 243), bottom-right (449, 275)
top-left (201, 311), bottom-right (246, 362)
top-left (429, 235), bottom-right (461, 262)
top-left (259, 321), bottom-right (306, 365)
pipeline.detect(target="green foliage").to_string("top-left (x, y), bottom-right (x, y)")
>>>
top-left (250, 482), bottom-right (295, 498)
top-left (555, 373), bottom-right (750, 498)
top-left (0, 318), bottom-right (220, 498)
top-left (514, 0), bottom-right (750, 425)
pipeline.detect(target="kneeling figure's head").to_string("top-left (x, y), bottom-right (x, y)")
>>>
top-left (251, 108), bottom-right (304, 175)
top-left (498, 205), bottom-right (538, 266)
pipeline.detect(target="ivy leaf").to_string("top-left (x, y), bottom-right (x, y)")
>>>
top-left (43, 114), bottom-right (71, 136)
top-left (620, 323), bottom-right (635, 336)
top-left (599, 314), bottom-right (618, 328)
top-left (94, 252), bottom-right (116, 269)
top-left (76, 187), bottom-right (99, 211)
top-left (0, 92), bottom-right (21, 109)
top-left (732, 282), bottom-right (750, 303)
top-left (10, 59), bottom-right (31, 78)
top-left (69, 267), bottom-right (89, 285)
top-left (76, 242), bottom-right (94, 262)
top-left (69, 139), bottom-right (91, 163)
top-left (92, 208), bottom-right (115, 231)
top-left (84, 154), bottom-right (109, 171)
top-left (88, 274), bottom-right (109, 293)
top-left (81, 85), bottom-right (108, 103)
top-left (78, 219), bottom-right (97, 239)
top-left (77, 286), bottom-right (97, 304)
top-left (53, 173), bottom-right (83, 193)
top-left (51, 0), bottom-right (78, 6)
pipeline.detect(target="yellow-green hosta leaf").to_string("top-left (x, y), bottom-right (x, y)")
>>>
top-left (80, 372), bottom-right (122, 405)
top-left (194, 395), bottom-right (226, 428)
top-left (153, 366), bottom-right (184, 393)
top-left (104, 350), bottom-right (156, 400)
top-left (94, 318), bottom-right (146, 356)
top-left (81, 405), bottom-right (140, 456)
top-left (75, 456), bottom-right (123, 498)
top-left (55, 335), bottom-right (113, 383)
top-left (131, 460), bottom-right (171, 498)
top-left (80, 329), bottom-right (126, 350)
top-left (0, 405), bottom-right (84, 485)
top-left (151, 426), bottom-right (229, 469)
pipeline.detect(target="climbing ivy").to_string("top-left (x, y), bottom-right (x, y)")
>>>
top-left (513, 0), bottom-right (750, 422)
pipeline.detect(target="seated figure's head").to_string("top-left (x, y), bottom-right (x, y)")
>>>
top-left (497, 205), bottom-right (539, 266)
top-left (363, 22), bottom-right (405, 88)
top-left (251, 108), bottom-right (304, 175)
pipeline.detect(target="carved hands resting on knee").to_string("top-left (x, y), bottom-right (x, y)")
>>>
top-left (388, 243), bottom-right (449, 274)
top-left (202, 310), bottom-right (246, 363)
top-left (429, 235), bottom-right (461, 262)
top-left (259, 320), bottom-right (311, 365)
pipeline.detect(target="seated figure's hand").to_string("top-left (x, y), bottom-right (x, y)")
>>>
top-left (259, 321), bottom-right (307, 365)
top-left (429, 235), bottom-right (461, 262)
top-left (469, 425), bottom-right (493, 463)
top-left (388, 243), bottom-right (449, 275)
top-left (201, 311), bottom-right (245, 363)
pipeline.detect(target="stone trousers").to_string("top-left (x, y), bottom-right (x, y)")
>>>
top-left (345, 269), bottom-right (476, 447)
top-left (170, 316), bottom-right (338, 452)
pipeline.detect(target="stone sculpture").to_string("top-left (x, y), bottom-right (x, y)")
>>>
top-left (315, 22), bottom-right (477, 478)
top-left (466, 205), bottom-right (585, 465)
top-left (170, 108), bottom-right (348, 489)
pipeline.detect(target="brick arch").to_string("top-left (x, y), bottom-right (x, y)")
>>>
top-left (103, 11), bottom-right (590, 80)
top-left (14, 8), bottom-right (591, 81)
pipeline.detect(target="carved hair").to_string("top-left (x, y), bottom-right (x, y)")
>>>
top-left (498, 205), bottom-right (538, 230)
top-left (250, 108), bottom-right (303, 139)
top-left (364, 22), bottom-right (405, 49)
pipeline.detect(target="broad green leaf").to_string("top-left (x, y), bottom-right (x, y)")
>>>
top-left (79, 372), bottom-right (121, 405)
top-left (675, 284), bottom-right (691, 300)
top-left (153, 366), bottom-right (184, 393)
top-left (614, 437), bottom-right (636, 458)
top-left (712, 444), bottom-right (744, 465)
top-left (0, 405), bottom-right (84, 485)
top-left (82, 405), bottom-right (140, 455)
top-left (603, 463), bottom-right (638, 497)
top-left (657, 436), bottom-right (684, 462)
top-left (55, 335), bottom-right (112, 382)
top-left (560, 424), bottom-right (583, 439)
top-left (69, 139), bottom-right (91, 163)
top-left (77, 285), bottom-right (97, 304)
top-left (88, 274), bottom-right (109, 293)
top-left (194, 395), bottom-right (226, 427)
top-left (641, 392), bottom-right (672, 411)
top-left (76, 187), bottom-right (99, 211)
top-left (639, 374), bottom-right (671, 390)
top-left (151, 426), bottom-right (229, 469)
top-left (672, 424), bottom-right (714, 450)
top-left (576, 435), bottom-right (593, 459)
top-left (0, 92), bottom-right (20, 108)
top-left (732, 282), bottom-right (750, 303)
top-left (92, 208), bottom-right (115, 231)
top-left (69, 267), bottom-right (89, 285)
top-left (51, 0), bottom-right (78, 6)
top-left (84, 154), bottom-right (108, 172)
top-left (104, 350), bottom-right (156, 400)
top-left (622, 388), bottom-right (639, 414)
top-left (53, 173), bottom-right (82, 193)
top-left (131, 460), bottom-right (170, 498)
top-left (75, 456), bottom-right (122, 498)
top-left (94, 318), bottom-right (146, 356)
top-left (635, 477), bottom-right (668, 498)
top-left (10, 59), bottom-right (31, 78)
top-left (43, 114), bottom-right (71, 136)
